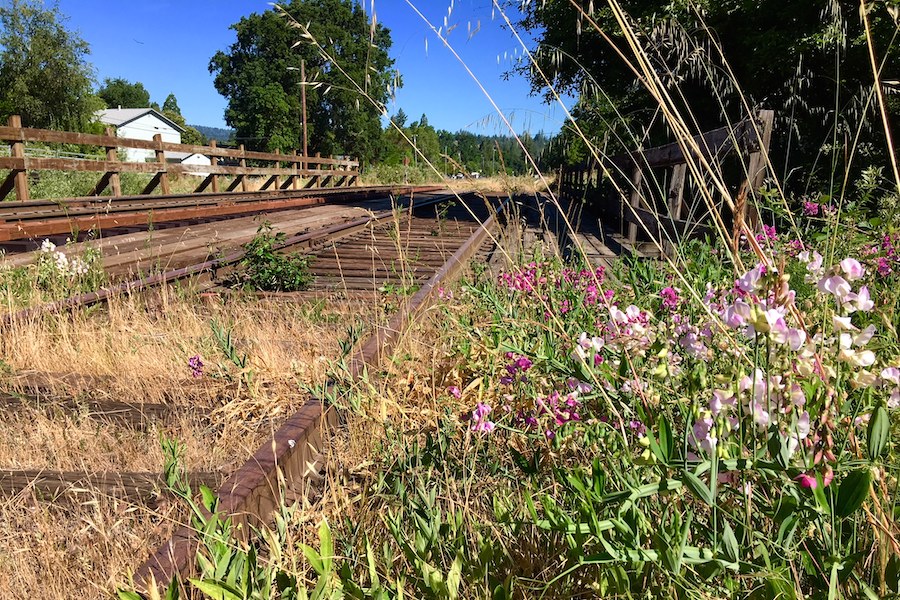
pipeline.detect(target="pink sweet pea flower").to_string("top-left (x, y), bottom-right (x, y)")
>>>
top-left (795, 473), bottom-right (818, 489)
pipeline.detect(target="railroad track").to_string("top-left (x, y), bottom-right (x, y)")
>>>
top-left (0, 188), bottom-right (509, 596)
top-left (0, 183), bottom-right (443, 249)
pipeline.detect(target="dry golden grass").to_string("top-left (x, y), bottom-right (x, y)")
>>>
top-left (447, 174), bottom-right (551, 196)
top-left (0, 494), bottom-right (186, 599)
top-left (0, 283), bottom-right (393, 599)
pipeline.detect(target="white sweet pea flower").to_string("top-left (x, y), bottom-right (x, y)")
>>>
top-left (853, 286), bottom-right (874, 312)
top-left (818, 275), bottom-right (851, 301)
top-left (737, 264), bottom-right (765, 293)
top-left (840, 257), bottom-right (865, 281)
top-left (853, 325), bottom-right (876, 347)
top-left (881, 367), bottom-right (900, 386)
top-left (833, 315), bottom-right (857, 331)
top-left (853, 370), bottom-right (879, 388)
top-left (797, 411), bottom-right (810, 439)
top-left (786, 328), bottom-right (807, 351)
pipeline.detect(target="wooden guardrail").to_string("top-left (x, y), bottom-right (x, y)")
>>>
top-left (560, 110), bottom-right (774, 252)
top-left (0, 115), bottom-right (359, 201)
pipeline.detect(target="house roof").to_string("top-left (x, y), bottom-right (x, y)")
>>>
top-left (94, 108), bottom-right (186, 133)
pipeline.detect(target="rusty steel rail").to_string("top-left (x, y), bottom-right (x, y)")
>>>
top-left (134, 195), bottom-right (509, 591)
top-left (0, 184), bottom-right (444, 242)
top-left (0, 191), bottom-right (458, 326)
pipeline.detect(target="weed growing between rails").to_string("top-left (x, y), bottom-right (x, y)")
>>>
top-left (225, 221), bottom-right (313, 293)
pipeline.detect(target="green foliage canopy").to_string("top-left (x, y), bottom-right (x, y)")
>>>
top-left (209, 0), bottom-right (395, 162)
top-left (518, 0), bottom-right (900, 181)
top-left (97, 77), bottom-right (151, 109)
top-left (0, 0), bottom-right (100, 130)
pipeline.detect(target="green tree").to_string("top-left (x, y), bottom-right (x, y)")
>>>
top-left (518, 0), bottom-right (899, 183)
top-left (408, 113), bottom-right (440, 167)
top-left (155, 92), bottom-right (206, 145)
top-left (0, 0), bottom-right (100, 130)
top-left (162, 93), bottom-right (180, 115)
top-left (97, 77), bottom-right (151, 109)
top-left (209, 0), bottom-right (395, 162)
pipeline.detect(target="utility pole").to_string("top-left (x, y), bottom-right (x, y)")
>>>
top-left (300, 59), bottom-right (308, 163)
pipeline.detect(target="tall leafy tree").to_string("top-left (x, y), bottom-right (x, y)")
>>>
top-left (209, 0), bottom-right (395, 162)
top-left (517, 1), bottom-right (900, 182)
top-left (0, 0), bottom-right (100, 130)
top-left (98, 77), bottom-right (151, 109)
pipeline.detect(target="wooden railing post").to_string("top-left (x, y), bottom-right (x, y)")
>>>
top-left (7, 115), bottom-right (29, 201)
top-left (142, 134), bottom-right (170, 195)
top-left (664, 163), bottom-right (687, 256)
top-left (107, 127), bottom-right (122, 196)
top-left (209, 140), bottom-right (219, 193)
top-left (273, 148), bottom-right (281, 190)
top-left (626, 167), bottom-right (642, 244)
top-left (90, 126), bottom-right (121, 197)
top-left (742, 109), bottom-right (774, 230)
top-left (155, 134), bottom-right (170, 195)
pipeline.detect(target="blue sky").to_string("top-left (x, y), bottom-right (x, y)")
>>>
top-left (54, 0), bottom-right (574, 136)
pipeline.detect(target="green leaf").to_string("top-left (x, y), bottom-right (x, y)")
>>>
top-left (447, 552), bottom-right (463, 600)
top-left (200, 486), bottom-right (217, 512)
top-left (319, 519), bottom-right (333, 574)
top-left (659, 416), bottom-right (673, 463)
top-left (189, 579), bottom-right (242, 600)
top-left (834, 469), bottom-right (871, 518)
top-left (683, 471), bottom-right (714, 506)
top-left (116, 591), bottom-right (143, 600)
top-left (721, 520), bottom-right (739, 565)
top-left (867, 402), bottom-right (890, 460)
top-left (301, 543), bottom-right (325, 575)
top-left (365, 537), bottom-right (380, 588)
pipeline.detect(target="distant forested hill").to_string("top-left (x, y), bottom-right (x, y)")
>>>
top-left (191, 125), bottom-right (235, 144)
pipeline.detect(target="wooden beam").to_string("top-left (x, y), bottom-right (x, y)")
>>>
top-left (626, 167), bottom-right (642, 243)
top-left (209, 139), bottom-right (219, 193)
top-left (8, 115), bottom-right (28, 201)
top-left (0, 125), bottom-right (359, 168)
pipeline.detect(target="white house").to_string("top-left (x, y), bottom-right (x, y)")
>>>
top-left (164, 151), bottom-right (212, 176)
top-left (94, 108), bottom-right (185, 163)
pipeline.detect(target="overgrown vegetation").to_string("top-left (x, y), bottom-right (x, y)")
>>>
top-left (0, 238), bottom-right (105, 307)
top-left (225, 222), bottom-right (313, 292)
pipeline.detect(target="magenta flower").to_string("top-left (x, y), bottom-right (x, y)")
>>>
top-left (660, 286), bottom-right (680, 310)
top-left (188, 355), bottom-right (204, 378)
top-left (795, 473), bottom-right (818, 489)
top-left (447, 385), bottom-right (461, 399)
top-left (470, 402), bottom-right (495, 433)
top-left (803, 201), bottom-right (820, 216)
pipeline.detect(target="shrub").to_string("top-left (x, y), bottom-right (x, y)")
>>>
top-left (226, 221), bottom-right (312, 292)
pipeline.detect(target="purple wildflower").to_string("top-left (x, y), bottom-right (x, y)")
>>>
top-left (470, 403), bottom-right (495, 433)
top-left (660, 286), bottom-right (680, 311)
top-left (188, 355), bottom-right (204, 378)
top-left (803, 201), bottom-right (820, 216)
